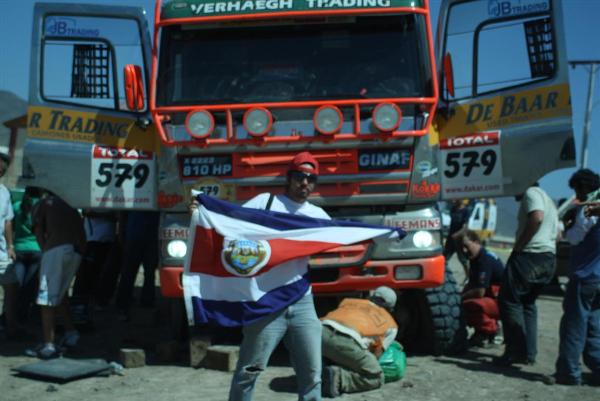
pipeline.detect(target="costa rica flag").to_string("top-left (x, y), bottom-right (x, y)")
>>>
top-left (183, 194), bottom-right (405, 327)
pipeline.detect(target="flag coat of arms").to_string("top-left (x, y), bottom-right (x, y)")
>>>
top-left (183, 194), bottom-right (405, 327)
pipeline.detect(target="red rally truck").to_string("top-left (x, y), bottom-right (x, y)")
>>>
top-left (23, 0), bottom-right (574, 354)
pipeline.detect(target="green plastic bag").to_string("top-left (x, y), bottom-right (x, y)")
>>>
top-left (378, 341), bottom-right (406, 383)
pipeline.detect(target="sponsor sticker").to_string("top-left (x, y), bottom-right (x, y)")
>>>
top-left (358, 149), bottom-right (411, 171)
top-left (27, 106), bottom-right (159, 152)
top-left (383, 217), bottom-right (441, 231)
top-left (435, 84), bottom-right (571, 139)
top-left (185, 177), bottom-right (236, 202)
top-left (411, 180), bottom-right (440, 199)
top-left (45, 16), bottom-right (100, 37)
top-left (416, 160), bottom-right (437, 178)
top-left (158, 191), bottom-right (184, 209)
top-left (91, 145), bottom-right (156, 208)
top-left (163, 0), bottom-right (422, 19)
top-left (440, 131), bottom-right (503, 199)
top-left (487, 0), bottom-right (550, 18)
top-left (161, 226), bottom-right (189, 240)
top-left (179, 154), bottom-right (233, 178)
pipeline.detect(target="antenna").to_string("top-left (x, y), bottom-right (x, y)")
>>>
top-left (569, 60), bottom-right (600, 169)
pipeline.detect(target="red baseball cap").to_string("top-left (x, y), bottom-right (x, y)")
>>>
top-left (288, 152), bottom-right (319, 175)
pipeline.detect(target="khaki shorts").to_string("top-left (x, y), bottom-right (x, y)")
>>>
top-left (0, 260), bottom-right (18, 286)
top-left (37, 244), bottom-right (82, 306)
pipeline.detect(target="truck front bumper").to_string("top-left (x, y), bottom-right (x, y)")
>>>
top-left (158, 254), bottom-right (446, 298)
top-left (310, 254), bottom-right (445, 293)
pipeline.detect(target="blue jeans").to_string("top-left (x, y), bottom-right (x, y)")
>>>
top-left (498, 251), bottom-right (555, 361)
top-left (229, 294), bottom-right (322, 401)
top-left (115, 233), bottom-right (158, 310)
top-left (555, 279), bottom-right (600, 383)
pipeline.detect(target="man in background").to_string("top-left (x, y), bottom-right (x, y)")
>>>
top-left (72, 209), bottom-right (117, 325)
top-left (115, 211), bottom-right (159, 321)
top-left (11, 187), bottom-right (42, 328)
top-left (444, 199), bottom-right (472, 279)
top-left (495, 183), bottom-right (558, 366)
top-left (459, 230), bottom-right (504, 348)
top-left (28, 190), bottom-right (85, 359)
top-left (0, 147), bottom-right (17, 338)
top-left (550, 169), bottom-right (600, 385)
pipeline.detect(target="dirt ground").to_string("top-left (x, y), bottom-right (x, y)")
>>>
top-left (1, 249), bottom-right (598, 401)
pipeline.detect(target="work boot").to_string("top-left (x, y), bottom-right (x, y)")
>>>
top-left (322, 366), bottom-right (341, 398)
top-left (588, 373), bottom-right (600, 387)
top-left (492, 353), bottom-right (534, 367)
top-left (25, 343), bottom-right (61, 359)
top-left (542, 374), bottom-right (581, 386)
top-left (468, 332), bottom-right (487, 348)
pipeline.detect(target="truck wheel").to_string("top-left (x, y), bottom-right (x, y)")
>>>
top-left (395, 268), bottom-right (467, 355)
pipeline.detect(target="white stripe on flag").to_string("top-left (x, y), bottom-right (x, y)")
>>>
top-left (196, 205), bottom-right (396, 242)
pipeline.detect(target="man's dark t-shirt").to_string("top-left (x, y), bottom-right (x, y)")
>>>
top-left (468, 247), bottom-right (505, 289)
top-left (449, 203), bottom-right (472, 235)
top-left (32, 195), bottom-right (86, 253)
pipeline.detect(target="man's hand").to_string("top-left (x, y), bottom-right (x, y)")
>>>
top-left (188, 200), bottom-right (200, 215)
top-left (584, 202), bottom-right (600, 218)
top-left (371, 342), bottom-right (384, 358)
top-left (8, 246), bottom-right (16, 261)
top-left (462, 287), bottom-right (485, 300)
top-left (513, 209), bottom-right (543, 253)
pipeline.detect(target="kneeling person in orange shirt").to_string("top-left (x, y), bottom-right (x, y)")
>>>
top-left (321, 286), bottom-right (398, 398)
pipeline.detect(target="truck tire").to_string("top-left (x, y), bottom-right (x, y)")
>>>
top-left (396, 268), bottom-right (467, 355)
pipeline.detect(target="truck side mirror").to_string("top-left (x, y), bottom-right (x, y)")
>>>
top-left (443, 52), bottom-right (455, 99)
top-left (124, 64), bottom-right (145, 111)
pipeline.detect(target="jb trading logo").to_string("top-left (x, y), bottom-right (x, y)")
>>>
top-left (45, 17), bottom-right (100, 37)
top-left (488, 0), bottom-right (549, 18)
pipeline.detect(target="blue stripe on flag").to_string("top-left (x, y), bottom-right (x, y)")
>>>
top-left (197, 194), bottom-right (405, 239)
top-left (190, 274), bottom-right (311, 327)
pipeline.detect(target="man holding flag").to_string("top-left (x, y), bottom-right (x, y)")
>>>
top-left (184, 152), bottom-right (404, 401)
top-left (228, 152), bottom-right (327, 401)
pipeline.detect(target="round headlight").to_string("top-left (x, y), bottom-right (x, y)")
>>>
top-left (373, 103), bottom-right (402, 132)
top-left (167, 240), bottom-right (188, 258)
top-left (412, 230), bottom-right (433, 248)
top-left (243, 107), bottom-right (272, 137)
top-left (314, 105), bottom-right (343, 135)
top-left (185, 109), bottom-right (215, 138)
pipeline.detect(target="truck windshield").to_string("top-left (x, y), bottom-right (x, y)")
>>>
top-left (156, 14), bottom-right (432, 106)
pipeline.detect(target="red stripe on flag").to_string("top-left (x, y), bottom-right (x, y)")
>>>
top-left (266, 238), bottom-right (338, 266)
top-left (189, 226), bottom-right (342, 278)
top-left (189, 226), bottom-right (224, 275)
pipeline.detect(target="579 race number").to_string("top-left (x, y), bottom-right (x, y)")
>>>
top-left (439, 132), bottom-right (503, 198)
top-left (443, 150), bottom-right (497, 178)
top-left (197, 184), bottom-right (220, 196)
top-left (91, 146), bottom-right (155, 208)
top-left (95, 162), bottom-right (150, 188)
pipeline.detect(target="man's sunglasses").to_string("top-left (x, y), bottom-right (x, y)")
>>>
top-left (289, 170), bottom-right (318, 184)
